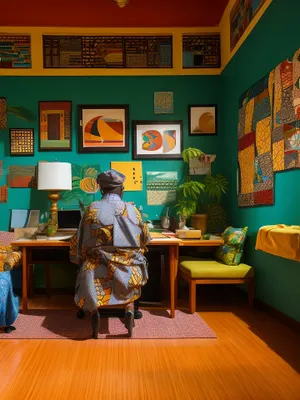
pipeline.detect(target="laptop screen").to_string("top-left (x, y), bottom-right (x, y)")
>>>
top-left (58, 210), bottom-right (81, 229)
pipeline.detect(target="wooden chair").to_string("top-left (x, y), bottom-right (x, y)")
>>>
top-left (178, 258), bottom-right (255, 313)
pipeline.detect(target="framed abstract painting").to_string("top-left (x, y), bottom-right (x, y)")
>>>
top-left (78, 105), bottom-right (129, 153)
top-left (39, 101), bottom-right (72, 151)
top-left (189, 105), bottom-right (217, 135)
top-left (132, 120), bottom-right (183, 160)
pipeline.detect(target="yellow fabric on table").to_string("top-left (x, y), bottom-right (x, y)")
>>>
top-left (255, 225), bottom-right (300, 262)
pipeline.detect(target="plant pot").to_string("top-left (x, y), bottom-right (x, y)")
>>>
top-left (191, 213), bottom-right (208, 234)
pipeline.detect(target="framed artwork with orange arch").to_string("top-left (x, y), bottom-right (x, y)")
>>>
top-left (132, 120), bottom-right (183, 160)
top-left (188, 104), bottom-right (217, 136)
top-left (78, 104), bottom-right (129, 153)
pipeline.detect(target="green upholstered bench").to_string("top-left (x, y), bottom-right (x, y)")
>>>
top-left (179, 258), bottom-right (255, 314)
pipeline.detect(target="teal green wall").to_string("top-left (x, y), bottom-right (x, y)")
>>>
top-left (0, 75), bottom-right (221, 287)
top-left (0, 75), bottom-right (222, 232)
top-left (220, 0), bottom-right (300, 322)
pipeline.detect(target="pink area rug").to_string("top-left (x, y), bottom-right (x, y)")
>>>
top-left (0, 309), bottom-right (216, 340)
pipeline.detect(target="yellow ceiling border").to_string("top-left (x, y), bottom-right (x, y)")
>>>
top-left (219, 0), bottom-right (273, 72)
top-left (0, 26), bottom-right (220, 76)
top-left (0, 2), bottom-right (273, 77)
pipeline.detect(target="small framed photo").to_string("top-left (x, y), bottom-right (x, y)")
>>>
top-left (132, 120), bottom-right (183, 160)
top-left (10, 128), bottom-right (34, 156)
top-left (39, 101), bottom-right (72, 151)
top-left (78, 105), bottom-right (129, 153)
top-left (154, 92), bottom-right (173, 114)
top-left (189, 104), bottom-right (217, 136)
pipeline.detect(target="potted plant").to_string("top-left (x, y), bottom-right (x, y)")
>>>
top-left (175, 147), bottom-right (228, 233)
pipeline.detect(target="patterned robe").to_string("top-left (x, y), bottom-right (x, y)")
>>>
top-left (70, 194), bottom-right (151, 313)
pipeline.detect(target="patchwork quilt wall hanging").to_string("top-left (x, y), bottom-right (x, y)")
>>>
top-left (238, 48), bottom-right (300, 207)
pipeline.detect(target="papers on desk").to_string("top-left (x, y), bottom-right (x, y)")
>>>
top-left (44, 234), bottom-right (73, 241)
top-left (11, 209), bottom-right (40, 229)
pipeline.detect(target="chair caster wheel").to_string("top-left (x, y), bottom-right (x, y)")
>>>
top-left (77, 310), bottom-right (85, 319)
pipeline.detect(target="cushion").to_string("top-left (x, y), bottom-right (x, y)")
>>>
top-left (0, 232), bottom-right (21, 272)
top-left (215, 226), bottom-right (248, 265)
top-left (0, 245), bottom-right (22, 272)
top-left (179, 259), bottom-right (254, 279)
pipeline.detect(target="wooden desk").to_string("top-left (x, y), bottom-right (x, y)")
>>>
top-left (12, 236), bottom-right (223, 318)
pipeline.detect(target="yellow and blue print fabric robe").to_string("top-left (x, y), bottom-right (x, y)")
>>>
top-left (0, 244), bottom-right (21, 327)
top-left (70, 194), bottom-right (151, 312)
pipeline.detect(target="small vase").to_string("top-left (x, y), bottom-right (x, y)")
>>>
top-left (178, 215), bottom-right (186, 230)
top-left (47, 221), bottom-right (58, 237)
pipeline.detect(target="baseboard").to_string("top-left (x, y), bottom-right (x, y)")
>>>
top-left (236, 288), bottom-right (300, 334)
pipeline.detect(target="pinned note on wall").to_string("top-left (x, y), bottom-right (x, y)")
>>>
top-left (189, 154), bottom-right (216, 175)
top-left (111, 162), bottom-right (143, 191)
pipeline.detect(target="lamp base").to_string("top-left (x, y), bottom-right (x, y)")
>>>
top-left (47, 191), bottom-right (60, 237)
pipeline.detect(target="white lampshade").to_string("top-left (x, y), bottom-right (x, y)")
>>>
top-left (37, 162), bottom-right (72, 191)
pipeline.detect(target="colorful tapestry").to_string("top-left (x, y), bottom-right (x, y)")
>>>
top-left (43, 36), bottom-right (172, 68)
top-left (238, 48), bottom-right (300, 207)
top-left (0, 98), bottom-right (7, 130)
top-left (272, 49), bottom-right (300, 171)
top-left (8, 166), bottom-right (36, 188)
top-left (60, 164), bottom-right (100, 206)
top-left (230, 0), bottom-right (267, 51)
top-left (182, 35), bottom-right (220, 68)
top-left (238, 74), bottom-right (274, 207)
top-left (0, 35), bottom-right (31, 68)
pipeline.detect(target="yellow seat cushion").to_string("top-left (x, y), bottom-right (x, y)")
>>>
top-left (179, 258), bottom-right (254, 279)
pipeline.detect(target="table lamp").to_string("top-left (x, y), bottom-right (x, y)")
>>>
top-left (37, 162), bottom-right (72, 236)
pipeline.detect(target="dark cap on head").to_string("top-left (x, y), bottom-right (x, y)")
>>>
top-left (97, 169), bottom-right (126, 194)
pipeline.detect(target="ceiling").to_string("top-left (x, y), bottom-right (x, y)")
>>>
top-left (0, 0), bottom-right (229, 28)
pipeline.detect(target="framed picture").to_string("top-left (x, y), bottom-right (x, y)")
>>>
top-left (189, 104), bottom-right (217, 136)
top-left (10, 128), bottom-right (34, 156)
top-left (154, 92), bottom-right (173, 114)
top-left (132, 120), bottom-right (183, 160)
top-left (39, 101), bottom-right (72, 151)
top-left (78, 105), bottom-right (129, 153)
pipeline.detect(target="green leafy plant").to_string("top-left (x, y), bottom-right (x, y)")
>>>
top-left (6, 106), bottom-right (35, 122)
top-left (175, 147), bottom-right (228, 220)
top-left (0, 101), bottom-right (35, 130)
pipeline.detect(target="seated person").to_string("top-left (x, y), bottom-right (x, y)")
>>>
top-left (70, 169), bottom-right (150, 338)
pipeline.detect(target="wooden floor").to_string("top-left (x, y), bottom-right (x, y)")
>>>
top-left (0, 288), bottom-right (300, 400)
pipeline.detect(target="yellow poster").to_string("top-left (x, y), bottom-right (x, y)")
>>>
top-left (111, 161), bottom-right (143, 191)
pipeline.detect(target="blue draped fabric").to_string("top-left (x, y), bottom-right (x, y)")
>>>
top-left (0, 271), bottom-right (19, 327)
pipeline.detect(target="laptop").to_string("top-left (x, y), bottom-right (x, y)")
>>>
top-left (57, 210), bottom-right (81, 232)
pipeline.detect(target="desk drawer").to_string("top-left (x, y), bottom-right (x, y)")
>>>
top-left (31, 248), bottom-right (70, 263)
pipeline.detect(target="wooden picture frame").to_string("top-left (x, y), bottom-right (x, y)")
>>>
top-left (10, 128), bottom-right (34, 156)
top-left (78, 104), bottom-right (129, 153)
top-left (39, 101), bottom-right (72, 151)
top-left (188, 104), bottom-right (217, 136)
top-left (132, 120), bottom-right (183, 160)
